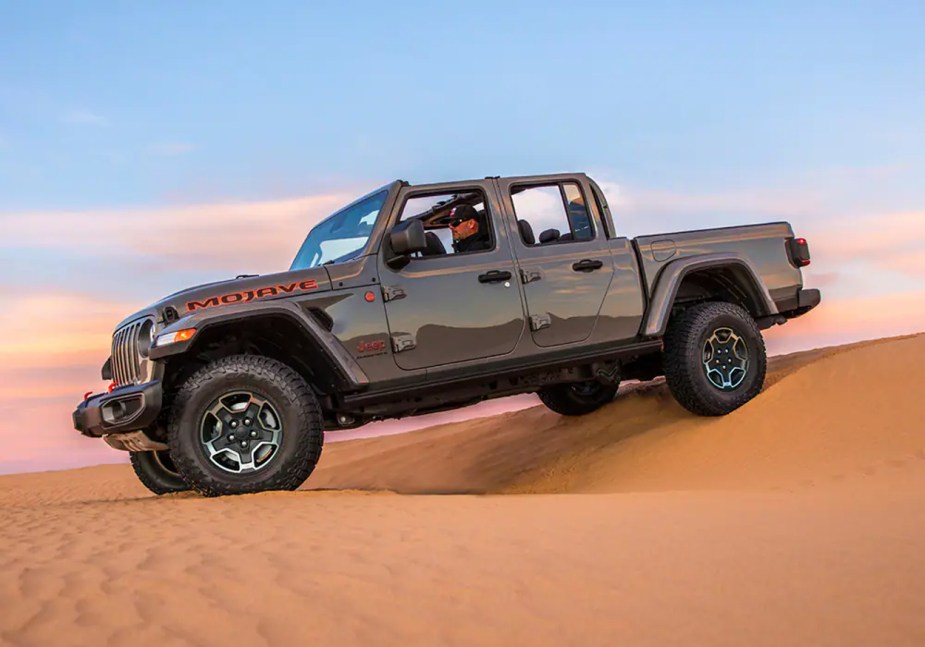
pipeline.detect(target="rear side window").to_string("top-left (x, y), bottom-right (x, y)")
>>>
top-left (510, 182), bottom-right (594, 245)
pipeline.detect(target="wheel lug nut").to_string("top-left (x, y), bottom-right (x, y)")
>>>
top-left (250, 431), bottom-right (257, 438)
top-left (230, 421), bottom-right (238, 428)
top-left (244, 418), bottom-right (251, 425)
top-left (240, 441), bottom-right (248, 448)
top-left (228, 434), bottom-right (235, 441)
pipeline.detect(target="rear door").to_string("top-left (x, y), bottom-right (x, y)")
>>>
top-left (378, 180), bottom-right (525, 371)
top-left (496, 176), bottom-right (614, 347)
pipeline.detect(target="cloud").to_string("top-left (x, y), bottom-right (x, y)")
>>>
top-left (0, 291), bottom-right (131, 361)
top-left (596, 178), bottom-right (827, 216)
top-left (0, 191), bottom-right (355, 275)
top-left (803, 211), bottom-right (925, 277)
top-left (149, 142), bottom-right (196, 156)
top-left (61, 110), bottom-right (109, 127)
top-left (595, 179), bottom-right (925, 279)
top-left (764, 289), bottom-right (925, 355)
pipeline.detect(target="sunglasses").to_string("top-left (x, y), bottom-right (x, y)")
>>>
top-left (448, 217), bottom-right (474, 228)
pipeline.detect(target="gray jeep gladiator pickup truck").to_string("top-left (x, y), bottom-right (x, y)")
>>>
top-left (73, 172), bottom-right (820, 496)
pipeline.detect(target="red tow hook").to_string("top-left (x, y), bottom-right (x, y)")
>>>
top-left (85, 383), bottom-right (118, 400)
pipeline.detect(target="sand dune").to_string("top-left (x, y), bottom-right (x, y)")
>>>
top-left (2, 335), bottom-right (924, 646)
top-left (310, 335), bottom-right (925, 495)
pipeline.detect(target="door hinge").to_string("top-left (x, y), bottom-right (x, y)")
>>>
top-left (391, 333), bottom-right (416, 353)
top-left (381, 285), bottom-right (406, 302)
top-left (530, 313), bottom-right (552, 331)
top-left (520, 269), bottom-right (542, 284)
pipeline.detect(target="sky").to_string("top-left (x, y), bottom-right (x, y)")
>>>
top-left (1, 1), bottom-right (924, 474)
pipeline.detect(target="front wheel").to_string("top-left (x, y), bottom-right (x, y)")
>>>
top-left (538, 381), bottom-right (620, 416)
top-left (130, 450), bottom-right (189, 495)
top-left (167, 355), bottom-right (324, 497)
top-left (662, 301), bottom-right (767, 416)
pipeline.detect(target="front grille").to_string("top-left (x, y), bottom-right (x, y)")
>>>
top-left (111, 319), bottom-right (150, 386)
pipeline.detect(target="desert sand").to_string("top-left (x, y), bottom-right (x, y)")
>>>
top-left (2, 335), bottom-right (925, 646)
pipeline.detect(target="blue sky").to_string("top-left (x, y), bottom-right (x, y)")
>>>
top-left (2, 1), bottom-right (923, 210)
top-left (2, 1), bottom-right (925, 473)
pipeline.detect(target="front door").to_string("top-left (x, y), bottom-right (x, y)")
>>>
top-left (497, 177), bottom-right (614, 347)
top-left (378, 181), bottom-right (525, 371)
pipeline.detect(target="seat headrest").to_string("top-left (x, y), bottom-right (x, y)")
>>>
top-left (421, 231), bottom-right (446, 256)
top-left (538, 228), bottom-right (560, 244)
top-left (517, 219), bottom-right (535, 245)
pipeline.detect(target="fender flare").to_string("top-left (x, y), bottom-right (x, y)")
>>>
top-left (641, 253), bottom-right (778, 338)
top-left (148, 300), bottom-right (369, 390)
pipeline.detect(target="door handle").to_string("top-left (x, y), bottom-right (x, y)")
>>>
top-left (572, 259), bottom-right (604, 272)
top-left (478, 270), bottom-right (513, 284)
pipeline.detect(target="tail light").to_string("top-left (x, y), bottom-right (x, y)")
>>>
top-left (788, 237), bottom-right (811, 267)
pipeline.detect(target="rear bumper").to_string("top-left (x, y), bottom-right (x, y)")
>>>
top-left (773, 288), bottom-right (821, 319)
top-left (73, 380), bottom-right (163, 438)
top-left (791, 288), bottom-right (821, 315)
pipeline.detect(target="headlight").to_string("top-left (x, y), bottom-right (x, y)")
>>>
top-left (138, 319), bottom-right (155, 358)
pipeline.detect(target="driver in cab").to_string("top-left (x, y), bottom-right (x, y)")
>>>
top-left (449, 205), bottom-right (490, 254)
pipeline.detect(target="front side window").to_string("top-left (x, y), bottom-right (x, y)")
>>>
top-left (290, 190), bottom-right (388, 269)
top-left (510, 182), bottom-right (594, 245)
top-left (397, 189), bottom-right (494, 257)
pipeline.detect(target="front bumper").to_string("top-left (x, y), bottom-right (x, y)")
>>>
top-left (73, 380), bottom-right (163, 438)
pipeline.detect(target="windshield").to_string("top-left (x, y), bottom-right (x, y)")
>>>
top-left (290, 189), bottom-right (388, 270)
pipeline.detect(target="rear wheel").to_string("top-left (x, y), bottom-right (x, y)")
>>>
top-left (538, 380), bottom-right (619, 416)
top-left (167, 355), bottom-right (324, 497)
top-left (129, 450), bottom-right (189, 495)
top-left (663, 301), bottom-right (766, 416)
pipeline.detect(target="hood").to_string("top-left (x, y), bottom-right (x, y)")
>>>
top-left (114, 267), bottom-right (333, 330)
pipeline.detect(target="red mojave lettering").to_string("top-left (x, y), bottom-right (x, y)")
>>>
top-left (186, 279), bottom-right (319, 312)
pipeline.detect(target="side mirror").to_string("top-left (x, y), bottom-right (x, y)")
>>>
top-left (389, 219), bottom-right (427, 255)
top-left (386, 220), bottom-right (428, 269)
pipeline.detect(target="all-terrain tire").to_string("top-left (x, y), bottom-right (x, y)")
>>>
top-left (538, 381), bottom-right (620, 416)
top-left (167, 355), bottom-right (324, 497)
top-left (663, 301), bottom-right (766, 416)
top-left (130, 450), bottom-right (189, 495)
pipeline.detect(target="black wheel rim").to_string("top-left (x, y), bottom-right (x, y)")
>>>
top-left (199, 391), bottom-right (283, 474)
top-left (702, 327), bottom-right (749, 390)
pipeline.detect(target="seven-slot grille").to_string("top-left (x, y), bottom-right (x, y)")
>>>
top-left (111, 319), bottom-right (151, 386)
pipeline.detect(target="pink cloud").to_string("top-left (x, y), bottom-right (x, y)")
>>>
top-left (805, 212), bottom-right (925, 261)
top-left (764, 289), bottom-right (925, 355)
top-left (1, 191), bottom-right (356, 274)
top-left (596, 175), bottom-right (925, 279)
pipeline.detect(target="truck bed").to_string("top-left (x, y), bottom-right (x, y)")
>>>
top-left (632, 221), bottom-right (803, 306)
